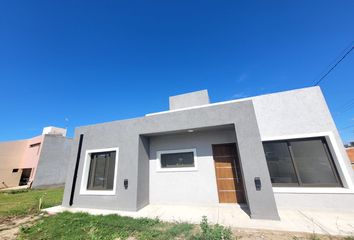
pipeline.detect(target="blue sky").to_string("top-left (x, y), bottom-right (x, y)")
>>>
top-left (0, 1), bottom-right (353, 143)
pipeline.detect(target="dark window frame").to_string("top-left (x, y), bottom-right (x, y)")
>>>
top-left (86, 151), bottom-right (116, 191)
top-left (159, 150), bottom-right (196, 169)
top-left (263, 137), bottom-right (342, 188)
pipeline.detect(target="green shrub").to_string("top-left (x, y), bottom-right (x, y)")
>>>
top-left (192, 216), bottom-right (233, 240)
top-left (308, 234), bottom-right (321, 240)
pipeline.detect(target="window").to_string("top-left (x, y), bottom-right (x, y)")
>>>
top-left (12, 169), bottom-right (19, 173)
top-left (80, 148), bottom-right (119, 195)
top-left (87, 151), bottom-right (116, 190)
top-left (263, 141), bottom-right (298, 185)
top-left (161, 152), bottom-right (194, 168)
top-left (263, 137), bottom-right (341, 187)
top-left (157, 149), bottom-right (197, 171)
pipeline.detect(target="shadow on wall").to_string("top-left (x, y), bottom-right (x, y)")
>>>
top-left (144, 125), bottom-right (251, 217)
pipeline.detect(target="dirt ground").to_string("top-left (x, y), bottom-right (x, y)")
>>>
top-left (0, 215), bottom-right (40, 240)
top-left (232, 228), bottom-right (346, 240)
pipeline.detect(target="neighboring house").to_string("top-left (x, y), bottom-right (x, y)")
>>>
top-left (345, 144), bottom-right (354, 170)
top-left (62, 87), bottom-right (354, 220)
top-left (0, 127), bottom-right (72, 189)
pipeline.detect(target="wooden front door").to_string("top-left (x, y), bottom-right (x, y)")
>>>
top-left (212, 143), bottom-right (245, 203)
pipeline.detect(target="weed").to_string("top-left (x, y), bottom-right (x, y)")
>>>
top-left (192, 216), bottom-right (233, 240)
top-left (308, 233), bottom-right (321, 240)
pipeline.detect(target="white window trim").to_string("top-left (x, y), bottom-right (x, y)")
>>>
top-left (262, 131), bottom-right (354, 192)
top-left (156, 148), bottom-right (198, 172)
top-left (80, 147), bottom-right (119, 196)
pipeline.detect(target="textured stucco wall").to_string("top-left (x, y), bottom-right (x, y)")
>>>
top-left (32, 135), bottom-right (72, 188)
top-left (149, 129), bottom-right (236, 205)
top-left (0, 139), bottom-right (27, 188)
top-left (169, 90), bottom-right (210, 110)
top-left (0, 140), bottom-right (28, 168)
top-left (62, 121), bottom-right (143, 211)
top-left (253, 87), bottom-right (340, 138)
top-left (137, 136), bottom-right (150, 209)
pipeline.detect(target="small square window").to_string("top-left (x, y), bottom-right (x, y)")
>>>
top-left (12, 169), bottom-right (19, 173)
top-left (80, 147), bottom-right (119, 195)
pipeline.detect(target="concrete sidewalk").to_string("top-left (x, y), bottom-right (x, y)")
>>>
top-left (44, 204), bottom-right (354, 237)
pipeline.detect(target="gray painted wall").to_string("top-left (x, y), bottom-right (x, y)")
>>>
top-left (169, 90), bottom-right (210, 110)
top-left (32, 135), bottom-right (72, 188)
top-left (137, 136), bottom-right (150, 209)
top-left (62, 99), bottom-right (279, 220)
top-left (149, 129), bottom-right (236, 205)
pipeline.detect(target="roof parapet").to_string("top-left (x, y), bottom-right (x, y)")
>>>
top-left (169, 90), bottom-right (210, 110)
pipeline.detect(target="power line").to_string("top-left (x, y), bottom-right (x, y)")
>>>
top-left (312, 42), bottom-right (354, 86)
top-left (312, 41), bottom-right (354, 83)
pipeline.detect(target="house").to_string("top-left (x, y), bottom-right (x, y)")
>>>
top-left (0, 127), bottom-right (72, 189)
top-left (62, 87), bottom-right (354, 220)
top-left (345, 144), bottom-right (354, 170)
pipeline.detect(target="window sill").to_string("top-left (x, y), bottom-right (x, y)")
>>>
top-left (79, 190), bottom-right (116, 196)
top-left (273, 187), bottom-right (354, 194)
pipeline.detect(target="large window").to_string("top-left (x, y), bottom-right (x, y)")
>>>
top-left (80, 148), bottom-right (118, 195)
top-left (263, 138), bottom-right (341, 187)
top-left (157, 149), bottom-right (197, 171)
top-left (87, 151), bottom-right (116, 190)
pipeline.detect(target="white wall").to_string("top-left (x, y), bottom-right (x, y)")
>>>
top-left (253, 87), bottom-right (336, 138)
top-left (252, 87), bottom-right (354, 208)
top-left (149, 129), bottom-right (236, 205)
top-left (42, 126), bottom-right (67, 136)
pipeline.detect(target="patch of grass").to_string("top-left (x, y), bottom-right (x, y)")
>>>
top-left (18, 211), bottom-right (195, 240)
top-left (0, 187), bottom-right (63, 217)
